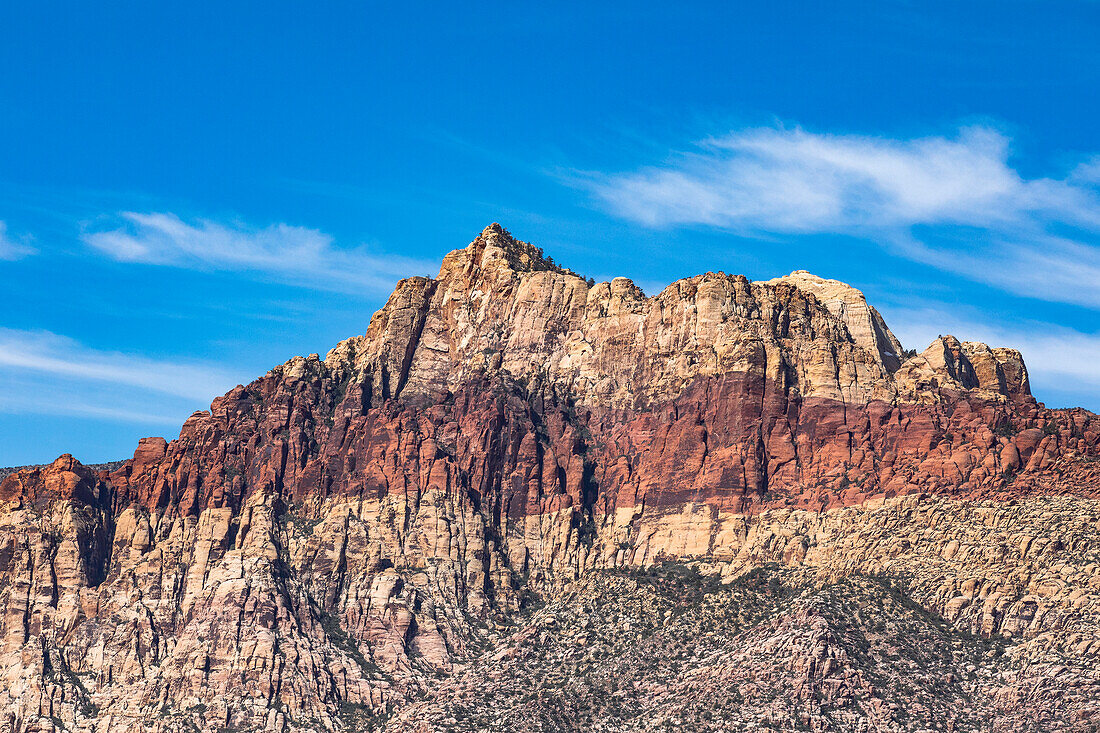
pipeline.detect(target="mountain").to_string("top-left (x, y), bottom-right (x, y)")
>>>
top-left (1, 224), bottom-right (1098, 732)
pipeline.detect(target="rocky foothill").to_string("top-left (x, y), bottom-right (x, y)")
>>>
top-left (1, 224), bottom-right (1098, 732)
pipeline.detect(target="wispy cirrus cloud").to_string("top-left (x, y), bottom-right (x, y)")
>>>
top-left (587, 125), bottom-right (1100, 308)
top-left (0, 328), bottom-right (248, 423)
top-left (0, 327), bottom-right (240, 400)
top-left (0, 221), bottom-right (36, 260)
top-left (0, 378), bottom-right (192, 425)
top-left (82, 212), bottom-right (435, 293)
top-left (895, 231), bottom-right (1100, 309)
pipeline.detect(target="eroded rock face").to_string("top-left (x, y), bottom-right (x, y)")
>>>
top-left (765, 269), bottom-right (905, 372)
top-left (894, 335), bottom-right (1031, 402)
top-left (0, 224), bottom-right (1097, 732)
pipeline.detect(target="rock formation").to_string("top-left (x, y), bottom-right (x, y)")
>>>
top-left (0, 224), bottom-right (1097, 732)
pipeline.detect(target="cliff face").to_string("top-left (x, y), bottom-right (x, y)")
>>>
top-left (1, 224), bottom-right (1098, 732)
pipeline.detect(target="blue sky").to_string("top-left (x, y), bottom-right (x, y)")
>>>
top-left (1, 1), bottom-right (1099, 465)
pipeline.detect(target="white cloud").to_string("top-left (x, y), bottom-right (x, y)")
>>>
top-left (896, 232), bottom-right (1100, 310)
top-left (1070, 155), bottom-right (1100, 185)
top-left (0, 325), bottom-right (243, 402)
top-left (588, 125), bottom-right (1100, 308)
top-left (82, 212), bottom-right (435, 293)
top-left (0, 382), bottom-right (186, 425)
top-left (0, 221), bottom-right (36, 260)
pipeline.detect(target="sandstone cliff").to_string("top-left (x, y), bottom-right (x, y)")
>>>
top-left (0, 224), bottom-right (1097, 732)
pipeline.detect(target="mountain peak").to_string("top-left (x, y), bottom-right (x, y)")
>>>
top-left (765, 269), bottom-right (905, 372)
top-left (439, 223), bottom-right (584, 280)
top-left (2, 224), bottom-right (1096, 733)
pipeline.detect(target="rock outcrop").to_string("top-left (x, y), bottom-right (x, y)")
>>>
top-left (0, 224), bottom-right (1097, 732)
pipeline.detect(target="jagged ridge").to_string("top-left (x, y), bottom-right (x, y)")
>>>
top-left (0, 224), bottom-right (1097, 733)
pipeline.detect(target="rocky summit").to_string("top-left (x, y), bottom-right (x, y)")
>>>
top-left (2, 224), bottom-right (1099, 733)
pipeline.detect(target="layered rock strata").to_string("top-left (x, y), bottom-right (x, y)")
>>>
top-left (0, 224), bottom-right (1097, 732)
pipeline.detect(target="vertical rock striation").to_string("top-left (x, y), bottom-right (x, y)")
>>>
top-left (0, 224), bottom-right (1097, 732)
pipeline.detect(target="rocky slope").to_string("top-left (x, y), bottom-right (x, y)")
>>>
top-left (387, 563), bottom-right (1100, 732)
top-left (0, 224), bottom-right (1097, 732)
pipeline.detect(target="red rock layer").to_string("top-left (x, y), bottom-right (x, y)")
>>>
top-left (1, 223), bottom-right (1098, 732)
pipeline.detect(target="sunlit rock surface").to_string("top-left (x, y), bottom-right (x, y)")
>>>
top-left (1, 225), bottom-right (1097, 732)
